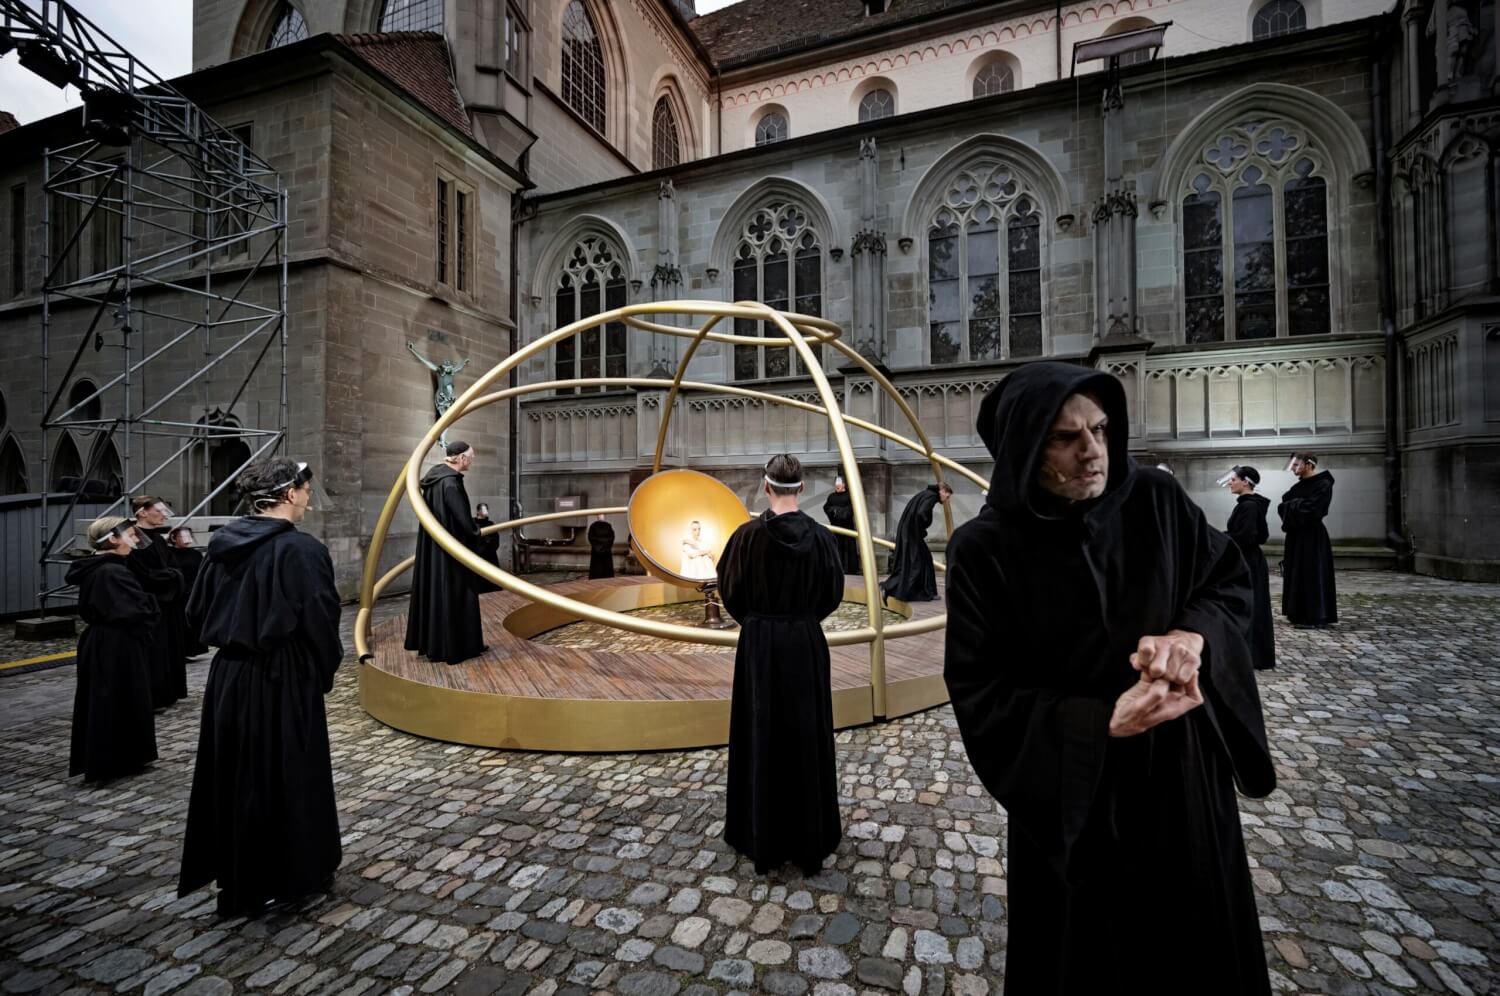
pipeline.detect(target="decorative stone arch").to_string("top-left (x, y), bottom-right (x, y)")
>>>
top-left (710, 177), bottom-right (843, 279)
top-left (901, 134), bottom-right (1068, 238)
top-left (850, 76), bottom-right (898, 121)
top-left (555, 0), bottom-right (631, 149)
top-left (529, 214), bottom-right (641, 310)
top-left (649, 72), bottom-right (699, 163)
top-left (965, 50), bottom-right (1021, 99)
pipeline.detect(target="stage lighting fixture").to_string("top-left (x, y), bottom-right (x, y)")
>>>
top-left (18, 39), bottom-right (83, 89)
top-left (0, 29), bottom-right (16, 58)
top-left (1072, 22), bottom-right (1171, 74)
top-left (83, 87), bottom-right (137, 146)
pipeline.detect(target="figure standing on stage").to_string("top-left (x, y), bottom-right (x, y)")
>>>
top-left (1278, 452), bottom-right (1338, 629)
top-left (587, 513), bottom-right (616, 579)
top-left (718, 454), bottom-right (846, 875)
top-left (944, 362), bottom-right (1274, 994)
top-left (129, 495), bottom-right (186, 707)
top-left (881, 482), bottom-right (952, 603)
top-left (67, 516), bottom-right (158, 783)
top-left (1223, 466), bottom-right (1276, 670)
top-left (404, 441), bottom-right (487, 664)
top-left (407, 340), bottom-right (470, 448)
top-left (680, 520), bottom-right (716, 579)
top-left (822, 475), bottom-right (859, 574)
top-left (472, 502), bottom-right (502, 593)
top-left (179, 458), bottom-right (344, 917)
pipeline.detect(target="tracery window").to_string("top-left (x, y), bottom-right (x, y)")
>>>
top-left (652, 97), bottom-right (680, 170)
top-left (858, 89), bottom-right (894, 122)
top-left (266, 3), bottom-right (308, 49)
top-left (731, 203), bottom-right (823, 380)
top-left (972, 61), bottom-right (1014, 98)
top-left (1252, 0), bottom-right (1306, 40)
top-left (927, 163), bottom-right (1043, 363)
top-left (1180, 122), bottom-right (1330, 342)
top-left (755, 112), bottom-right (788, 146)
top-left (561, 1), bottom-right (606, 134)
top-left (379, 0), bottom-right (442, 32)
top-left (553, 236), bottom-right (627, 394)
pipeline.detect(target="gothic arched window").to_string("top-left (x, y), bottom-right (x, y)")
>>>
top-left (927, 164), bottom-right (1044, 364)
top-left (972, 60), bottom-right (1014, 98)
top-left (859, 89), bottom-right (894, 122)
top-left (1252, 0), bottom-right (1306, 40)
top-left (652, 97), bottom-right (680, 170)
top-left (731, 203), bottom-right (823, 380)
top-left (0, 433), bottom-right (26, 495)
top-left (1180, 122), bottom-right (1331, 342)
top-left (379, 0), bottom-right (442, 32)
top-left (266, 3), bottom-right (308, 49)
top-left (755, 111), bottom-right (788, 146)
top-left (553, 235), bottom-right (627, 394)
top-left (561, 1), bottom-right (606, 134)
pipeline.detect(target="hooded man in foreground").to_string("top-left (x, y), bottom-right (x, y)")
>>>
top-left (943, 362), bottom-right (1275, 994)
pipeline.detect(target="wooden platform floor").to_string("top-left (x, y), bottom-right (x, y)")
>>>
top-left (366, 575), bottom-right (946, 704)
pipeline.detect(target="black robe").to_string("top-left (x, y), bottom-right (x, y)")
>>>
top-left (1278, 471), bottom-right (1337, 626)
top-left (880, 485), bottom-right (942, 602)
top-left (944, 362), bottom-right (1275, 996)
top-left (822, 490), bottom-right (860, 574)
top-left (473, 515), bottom-right (501, 593)
top-left (587, 520), bottom-right (616, 579)
top-left (718, 509), bottom-right (845, 875)
top-left (129, 528), bottom-right (187, 707)
top-left (403, 465), bottom-right (486, 664)
top-left (65, 555), bottom-right (159, 782)
top-left (178, 515), bottom-right (344, 917)
top-left (1226, 494), bottom-right (1276, 670)
top-left (169, 544), bottom-right (210, 657)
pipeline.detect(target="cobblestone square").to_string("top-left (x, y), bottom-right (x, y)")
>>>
top-left (1, 571), bottom-right (1496, 995)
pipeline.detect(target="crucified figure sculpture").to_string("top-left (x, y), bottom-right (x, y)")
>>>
top-left (408, 340), bottom-right (470, 448)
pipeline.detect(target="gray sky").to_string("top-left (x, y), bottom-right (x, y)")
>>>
top-left (1, 0), bottom-right (747, 126)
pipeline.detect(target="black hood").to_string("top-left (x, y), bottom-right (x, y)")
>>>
top-left (65, 552), bottom-right (120, 585)
top-left (204, 515), bottom-right (295, 567)
top-left (761, 508), bottom-right (820, 554)
top-left (975, 361), bottom-right (1133, 519)
top-left (420, 464), bottom-right (460, 489)
top-left (1238, 493), bottom-right (1271, 510)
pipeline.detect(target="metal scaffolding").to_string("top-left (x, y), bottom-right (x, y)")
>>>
top-left (1, 0), bottom-right (288, 612)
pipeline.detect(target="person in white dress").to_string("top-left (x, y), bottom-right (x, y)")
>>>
top-left (680, 520), bottom-right (716, 579)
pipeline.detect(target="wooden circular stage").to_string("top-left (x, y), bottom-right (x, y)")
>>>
top-left (359, 576), bottom-right (950, 752)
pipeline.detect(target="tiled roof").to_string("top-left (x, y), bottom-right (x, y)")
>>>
top-left (690, 0), bottom-right (989, 68)
top-left (0, 111), bottom-right (19, 135)
top-left (336, 31), bottom-right (472, 138)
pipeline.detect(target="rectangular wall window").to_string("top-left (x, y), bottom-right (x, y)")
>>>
top-left (455, 190), bottom-right (469, 292)
top-left (9, 185), bottom-right (23, 298)
top-left (91, 160), bottom-right (123, 276)
top-left (1183, 187), bottom-right (1224, 343)
top-left (436, 178), bottom-right (450, 286)
top-left (966, 219), bottom-right (1001, 361)
top-left (1284, 174), bottom-right (1330, 335)
top-left (793, 243), bottom-right (822, 374)
top-left (927, 223), bottom-right (961, 364)
top-left (1007, 210), bottom-right (1042, 357)
top-left (732, 255), bottom-right (758, 381)
top-left (504, 6), bottom-right (527, 80)
top-left (49, 191), bottom-right (80, 286)
top-left (1231, 174), bottom-right (1276, 339)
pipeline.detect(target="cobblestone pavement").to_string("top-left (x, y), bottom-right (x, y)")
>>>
top-left (1, 570), bottom-right (1497, 995)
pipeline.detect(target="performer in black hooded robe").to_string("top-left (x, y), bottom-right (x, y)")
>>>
top-left (128, 496), bottom-right (187, 707)
top-left (472, 503), bottom-right (502, 593)
top-left (67, 516), bottom-right (159, 783)
top-left (404, 441), bottom-right (486, 664)
top-left (880, 482), bottom-right (951, 602)
top-left (1278, 453), bottom-right (1337, 628)
top-left (587, 514), bottom-right (616, 579)
top-left (944, 362), bottom-right (1275, 995)
top-left (1223, 466), bottom-right (1276, 670)
top-left (168, 526), bottom-right (210, 657)
top-left (719, 454), bottom-right (846, 875)
top-left (179, 458), bottom-right (343, 917)
top-left (821, 476), bottom-right (859, 574)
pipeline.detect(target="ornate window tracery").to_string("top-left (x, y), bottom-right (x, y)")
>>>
top-left (859, 89), bottom-right (894, 122)
top-left (553, 236), bottom-right (627, 394)
top-left (972, 61), bottom-right (1013, 98)
top-left (561, 1), bottom-right (606, 134)
top-left (927, 163), bottom-right (1043, 363)
top-left (1252, 0), bottom-right (1306, 40)
top-left (731, 203), bottom-right (823, 380)
top-left (652, 97), bottom-right (680, 170)
top-left (266, 3), bottom-right (308, 49)
top-left (755, 111), bottom-right (789, 146)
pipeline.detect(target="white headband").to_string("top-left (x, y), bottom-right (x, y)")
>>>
top-left (764, 475), bottom-right (802, 488)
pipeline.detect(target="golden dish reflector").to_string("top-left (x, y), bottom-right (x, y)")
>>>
top-left (628, 469), bottom-right (751, 588)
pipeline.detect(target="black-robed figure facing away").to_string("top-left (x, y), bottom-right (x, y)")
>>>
top-left (179, 458), bottom-right (344, 918)
top-left (404, 441), bottom-right (486, 664)
top-left (880, 482), bottom-right (951, 603)
top-left (587, 515), bottom-right (616, 579)
top-left (821, 476), bottom-right (859, 574)
top-left (1279, 453), bottom-right (1337, 628)
top-left (1223, 467), bottom-right (1276, 670)
top-left (472, 503), bottom-right (501, 593)
top-left (944, 362), bottom-right (1275, 996)
top-left (168, 526), bottom-right (210, 658)
top-left (719, 454), bottom-right (846, 876)
top-left (67, 517), bottom-right (159, 783)
top-left (129, 496), bottom-right (187, 707)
